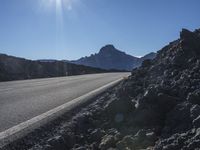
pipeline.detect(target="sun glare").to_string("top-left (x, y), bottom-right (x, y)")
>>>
top-left (40, 0), bottom-right (73, 11)
top-left (40, 0), bottom-right (74, 27)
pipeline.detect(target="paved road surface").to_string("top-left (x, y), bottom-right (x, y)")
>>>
top-left (0, 73), bottom-right (129, 132)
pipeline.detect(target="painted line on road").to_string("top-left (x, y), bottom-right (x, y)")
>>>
top-left (0, 77), bottom-right (125, 148)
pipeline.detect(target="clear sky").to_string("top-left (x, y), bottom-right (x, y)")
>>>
top-left (0, 0), bottom-right (200, 60)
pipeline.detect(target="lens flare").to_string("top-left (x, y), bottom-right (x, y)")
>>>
top-left (40, 0), bottom-right (74, 24)
top-left (40, 0), bottom-right (73, 11)
top-left (39, 0), bottom-right (75, 51)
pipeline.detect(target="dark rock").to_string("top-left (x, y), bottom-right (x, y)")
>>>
top-left (61, 131), bottom-right (76, 149)
top-left (162, 102), bottom-right (192, 135)
top-left (105, 98), bottom-right (135, 120)
top-left (154, 128), bottom-right (200, 150)
top-left (116, 130), bottom-right (157, 150)
top-left (47, 136), bottom-right (67, 150)
top-left (187, 90), bottom-right (200, 105)
top-left (190, 104), bottom-right (200, 120)
top-left (116, 135), bottom-right (135, 150)
top-left (133, 91), bottom-right (180, 128)
top-left (180, 28), bottom-right (195, 40)
top-left (146, 131), bottom-right (157, 143)
top-left (99, 135), bottom-right (116, 150)
top-left (89, 129), bottom-right (105, 142)
top-left (72, 146), bottom-right (87, 150)
top-left (142, 59), bottom-right (152, 68)
top-left (193, 116), bottom-right (200, 128)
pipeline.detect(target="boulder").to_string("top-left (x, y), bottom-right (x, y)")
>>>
top-left (99, 135), bottom-right (116, 150)
top-left (193, 116), bottom-right (200, 128)
top-left (116, 130), bottom-right (157, 150)
top-left (89, 128), bottom-right (105, 142)
top-left (105, 98), bottom-right (135, 120)
top-left (47, 136), bottom-right (67, 150)
top-left (162, 102), bottom-right (192, 136)
top-left (190, 104), bottom-right (200, 120)
top-left (187, 90), bottom-right (200, 105)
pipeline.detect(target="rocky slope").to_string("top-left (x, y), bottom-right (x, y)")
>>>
top-left (4, 28), bottom-right (200, 150)
top-left (0, 54), bottom-right (111, 81)
top-left (72, 45), bottom-right (156, 71)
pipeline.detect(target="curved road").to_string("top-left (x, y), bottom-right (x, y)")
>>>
top-left (0, 73), bottom-right (129, 132)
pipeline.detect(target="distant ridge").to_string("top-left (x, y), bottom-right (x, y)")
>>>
top-left (0, 54), bottom-right (111, 82)
top-left (71, 45), bottom-right (156, 71)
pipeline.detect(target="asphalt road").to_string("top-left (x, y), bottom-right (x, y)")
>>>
top-left (0, 73), bottom-right (129, 132)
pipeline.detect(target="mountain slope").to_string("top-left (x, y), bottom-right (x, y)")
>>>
top-left (0, 54), bottom-right (110, 81)
top-left (72, 45), bottom-right (156, 71)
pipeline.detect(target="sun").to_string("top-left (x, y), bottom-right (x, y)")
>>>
top-left (40, 0), bottom-right (74, 25)
top-left (40, 0), bottom-right (73, 11)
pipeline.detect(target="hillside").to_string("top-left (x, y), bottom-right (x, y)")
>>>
top-left (72, 45), bottom-right (156, 71)
top-left (0, 54), bottom-right (111, 81)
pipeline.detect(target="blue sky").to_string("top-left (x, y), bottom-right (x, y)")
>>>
top-left (0, 0), bottom-right (200, 60)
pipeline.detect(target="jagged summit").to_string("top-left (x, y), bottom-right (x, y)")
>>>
top-left (180, 28), bottom-right (200, 40)
top-left (99, 44), bottom-right (125, 55)
top-left (99, 44), bottom-right (116, 52)
top-left (156, 28), bottom-right (200, 67)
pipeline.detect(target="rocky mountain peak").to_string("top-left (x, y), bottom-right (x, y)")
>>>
top-left (99, 44), bottom-right (122, 54)
top-left (179, 28), bottom-right (200, 55)
top-left (180, 28), bottom-right (194, 39)
top-left (72, 44), bottom-right (156, 71)
top-left (181, 28), bottom-right (200, 42)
